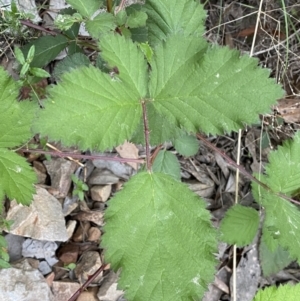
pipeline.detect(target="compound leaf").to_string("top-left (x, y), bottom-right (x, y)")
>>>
top-left (0, 149), bottom-right (36, 205)
top-left (150, 36), bottom-right (284, 135)
top-left (152, 150), bottom-right (181, 180)
top-left (99, 34), bottom-right (148, 97)
top-left (102, 172), bottom-right (217, 301)
top-left (126, 10), bottom-right (148, 28)
top-left (220, 204), bottom-right (259, 247)
top-left (21, 35), bottom-right (68, 68)
top-left (144, 0), bottom-right (206, 46)
top-left (66, 0), bottom-right (99, 18)
top-left (253, 283), bottom-right (300, 301)
top-left (34, 66), bottom-right (142, 151)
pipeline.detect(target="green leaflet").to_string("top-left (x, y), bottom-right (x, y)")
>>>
top-left (102, 172), bottom-right (217, 301)
top-left (66, 0), bottom-right (100, 18)
top-left (99, 34), bottom-right (148, 97)
top-left (174, 133), bottom-right (199, 157)
top-left (150, 35), bottom-right (284, 135)
top-left (220, 204), bottom-right (260, 247)
top-left (152, 150), bottom-right (181, 180)
top-left (34, 65), bottom-right (142, 151)
top-left (21, 35), bottom-right (69, 68)
top-left (144, 0), bottom-right (207, 46)
top-left (0, 67), bottom-right (36, 205)
top-left (252, 132), bottom-right (300, 262)
top-left (86, 13), bottom-right (116, 39)
top-left (253, 283), bottom-right (300, 301)
top-left (259, 241), bottom-right (292, 277)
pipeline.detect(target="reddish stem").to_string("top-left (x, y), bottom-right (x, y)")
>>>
top-left (142, 100), bottom-right (151, 170)
top-left (22, 149), bottom-right (144, 164)
top-left (196, 133), bottom-right (300, 205)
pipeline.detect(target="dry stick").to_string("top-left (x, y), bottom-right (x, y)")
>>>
top-left (67, 264), bottom-right (109, 301)
top-left (22, 148), bottom-right (145, 164)
top-left (142, 100), bottom-right (151, 170)
top-left (232, 129), bottom-right (242, 301)
top-left (196, 134), bottom-right (300, 205)
top-left (20, 19), bottom-right (58, 36)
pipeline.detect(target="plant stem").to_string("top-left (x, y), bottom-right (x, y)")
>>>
top-left (68, 264), bottom-right (109, 301)
top-left (107, 0), bottom-right (113, 13)
top-left (142, 100), bottom-right (151, 170)
top-left (196, 133), bottom-right (300, 206)
top-left (22, 149), bottom-right (144, 164)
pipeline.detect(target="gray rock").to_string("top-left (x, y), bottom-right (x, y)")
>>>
top-left (88, 169), bottom-right (119, 185)
top-left (0, 259), bottom-right (54, 301)
top-left (5, 233), bottom-right (25, 262)
top-left (74, 251), bottom-right (103, 284)
top-left (98, 271), bottom-right (124, 301)
top-left (52, 281), bottom-right (81, 301)
top-left (6, 187), bottom-right (68, 241)
top-left (44, 158), bottom-right (77, 198)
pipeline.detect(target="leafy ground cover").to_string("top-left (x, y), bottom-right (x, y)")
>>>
top-left (1, 0), bottom-right (300, 301)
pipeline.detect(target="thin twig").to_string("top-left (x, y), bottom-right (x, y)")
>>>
top-left (20, 19), bottom-right (58, 36)
top-left (68, 264), bottom-right (109, 301)
top-left (22, 148), bottom-right (145, 164)
top-left (196, 133), bottom-right (300, 205)
top-left (141, 100), bottom-right (151, 170)
top-left (232, 129), bottom-right (242, 301)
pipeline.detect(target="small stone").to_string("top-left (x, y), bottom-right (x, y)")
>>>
top-left (73, 222), bottom-right (91, 242)
top-left (66, 220), bottom-right (77, 240)
top-left (0, 259), bottom-right (54, 301)
top-left (74, 210), bottom-right (104, 226)
top-left (90, 185), bottom-right (112, 202)
top-left (52, 280), bottom-right (81, 301)
top-left (6, 187), bottom-right (68, 241)
top-left (44, 158), bottom-right (77, 198)
top-left (57, 243), bottom-right (79, 265)
top-left (74, 251), bottom-right (102, 284)
top-left (87, 227), bottom-right (101, 242)
top-left (33, 161), bottom-right (47, 184)
top-left (97, 271), bottom-right (124, 301)
top-left (88, 169), bottom-right (119, 185)
top-left (5, 233), bottom-right (25, 262)
top-left (77, 290), bottom-right (98, 301)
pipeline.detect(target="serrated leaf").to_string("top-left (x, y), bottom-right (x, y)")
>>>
top-left (174, 134), bottom-right (199, 157)
top-left (130, 26), bottom-right (148, 43)
top-left (53, 53), bottom-right (90, 80)
top-left (0, 149), bottom-right (36, 205)
top-left (66, 0), bottom-right (99, 17)
top-left (264, 132), bottom-right (300, 195)
top-left (259, 240), bottom-right (292, 277)
top-left (34, 66), bottom-right (142, 151)
top-left (0, 258), bottom-right (10, 269)
top-left (144, 0), bottom-right (207, 46)
top-left (252, 132), bottom-right (300, 262)
top-left (220, 204), bottom-right (259, 247)
top-left (102, 172), bottom-right (217, 301)
top-left (21, 35), bottom-right (68, 68)
top-left (152, 150), bottom-right (181, 180)
top-left (0, 67), bottom-right (36, 148)
top-left (85, 13), bottom-right (116, 39)
top-left (150, 35), bottom-right (284, 134)
top-left (115, 10), bottom-right (127, 26)
top-left (253, 283), bottom-right (300, 301)
top-left (126, 10), bottom-right (147, 28)
top-left (99, 34), bottom-right (148, 97)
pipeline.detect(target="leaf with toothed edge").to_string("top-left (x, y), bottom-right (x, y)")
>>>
top-left (102, 172), bottom-right (217, 301)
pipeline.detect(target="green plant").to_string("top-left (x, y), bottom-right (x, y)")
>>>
top-left (71, 174), bottom-right (89, 201)
top-left (0, 0), bottom-right (299, 299)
